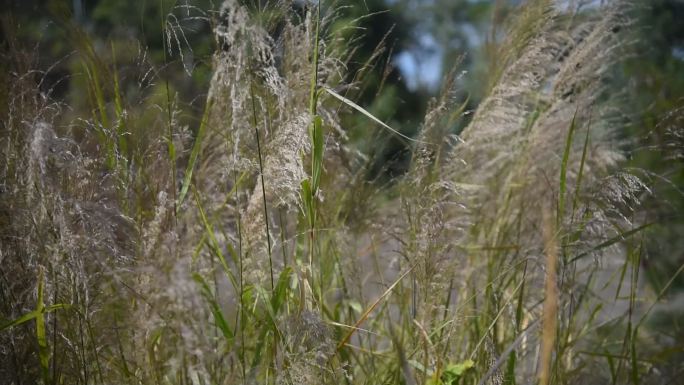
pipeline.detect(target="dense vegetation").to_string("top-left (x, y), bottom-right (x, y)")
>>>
top-left (1, 1), bottom-right (683, 384)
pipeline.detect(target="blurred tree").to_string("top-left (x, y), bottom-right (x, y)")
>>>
top-left (2, 0), bottom-right (215, 110)
top-left (335, 0), bottom-right (498, 180)
top-left (623, 0), bottom-right (684, 297)
top-left (392, 0), bottom-right (495, 96)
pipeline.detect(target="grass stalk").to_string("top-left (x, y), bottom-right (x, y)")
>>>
top-left (539, 208), bottom-right (558, 385)
top-left (249, 81), bottom-right (275, 292)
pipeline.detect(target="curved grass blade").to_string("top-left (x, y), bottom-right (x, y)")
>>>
top-left (36, 268), bottom-right (50, 383)
top-left (192, 273), bottom-right (234, 344)
top-left (323, 86), bottom-right (430, 145)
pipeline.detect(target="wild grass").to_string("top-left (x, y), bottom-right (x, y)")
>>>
top-left (1, 0), bottom-right (683, 384)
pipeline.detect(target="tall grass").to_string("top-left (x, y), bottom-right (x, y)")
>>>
top-left (1, 0), bottom-right (683, 384)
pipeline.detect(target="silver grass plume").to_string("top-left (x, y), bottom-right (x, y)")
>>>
top-left (400, 69), bottom-right (468, 327)
top-left (0, 79), bottom-right (142, 382)
top-left (403, 0), bottom-right (648, 381)
top-left (200, 0), bottom-right (345, 287)
top-left (444, 1), bottom-right (638, 260)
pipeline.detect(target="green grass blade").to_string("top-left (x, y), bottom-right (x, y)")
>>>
top-left (1, 310), bottom-right (41, 331)
top-left (470, 278), bottom-right (525, 360)
top-left (193, 273), bottom-right (234, 343)
top-left (271, 267), bottom-right (292, 314)
top-left (0, 304), bottom-right (68, 332)
top-left (559, 108), bottom-right (578, 226)
top-left (111, 42), bottom-right (128, 160)
top-left (35, 268), bottom-right (50, 384)
top-left (177, 99), bottom-right (212, 212)
top-left (301, 179), bottom-right (315, 228)
top-left (311, 115), bottom-right (324, 195)
top-left (193, 187), bottom-right (239, 291)
top-left (571, 123), bottom-right (591, 221)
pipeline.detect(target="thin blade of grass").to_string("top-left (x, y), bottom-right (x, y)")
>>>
top-left (271, 266), bottom-right (292, 314)
top-left (569, 223), bottom-right (652, 263)
top-left (559, 108), bottom-right (578, 227)
top-left (504, 261), bottom-right (527, 385)
top-left (323, 86), bottom-right (429, 145)
top-left (192, 273), bottom-right (234, 343)
top-left (571, 118), bottom-right (591, 221)
top-left (469, 278), bottom-right (525, 360)
top-left (0, 304), bottom-right (68, 331)
top-left (539, 209), bottom-right (558, 385)
top-left (35, 268), bottom-right (50, 384)
top-left (311, 115), bottom-right (324, 194)
top-left (336, 262), bottom-right (417, 352)
top-left (308, 0), bottom-right (320, 116)
top-left (111, 42), bottom-right (128, 160)
top-left (193, 187), bottom-right (239, 291)
top-left (635, 261), bottom-right (684, 329)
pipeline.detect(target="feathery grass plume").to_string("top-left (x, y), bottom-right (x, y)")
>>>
top-left (0, 72), bottom-right (57, 384)
top-left (446, 7), bottom-right (561, 192)
top-left (0, 8), bottom-right (216, 382)
top-left (396, 68), bottom-right (469, 355)
top-left (200, 0), bottom-right (288, 287)
top-left (396, 0), bottom-right (653, 382)
top-left (401, 6), bottom-right (574, 378)
top-left (450, 1), bottom-right (630, 263)
top-left (278, 310), bottom-right (338, 384)
top-left (0, 68), bottom-right (141, 383)
top-left (198, 0), bottom-right (346, 289)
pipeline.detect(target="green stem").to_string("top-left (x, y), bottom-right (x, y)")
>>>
top-left (250, 82), bottom-right (275, 292)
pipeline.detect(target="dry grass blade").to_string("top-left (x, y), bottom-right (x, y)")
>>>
top-left (336, 262), bottom-right (417, 352)
top-left (323, 86), bottom-right (430, 145)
